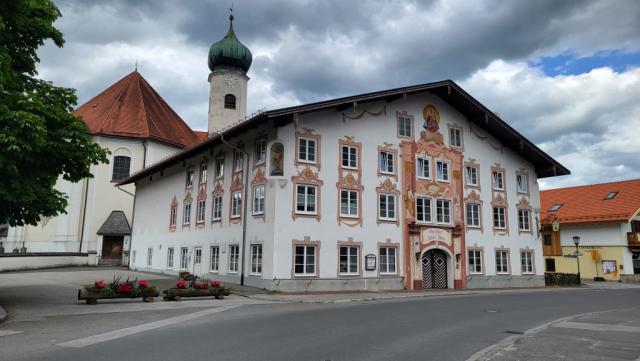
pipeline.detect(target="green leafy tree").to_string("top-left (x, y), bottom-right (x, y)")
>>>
top-left (0, 0), bottom-right (109, 227)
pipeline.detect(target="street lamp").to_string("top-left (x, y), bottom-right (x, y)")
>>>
top-left (573, 236), bottom-right (581, 284)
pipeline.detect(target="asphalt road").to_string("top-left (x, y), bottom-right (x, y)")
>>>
top-left (4, 288), bottom-right (639, 361)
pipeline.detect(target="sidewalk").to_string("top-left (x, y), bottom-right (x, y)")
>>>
top-left (468, 307), bottom-right (640, 361)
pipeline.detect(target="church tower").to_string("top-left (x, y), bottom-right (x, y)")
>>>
top-left (207, 14), bottom-right (253, 135)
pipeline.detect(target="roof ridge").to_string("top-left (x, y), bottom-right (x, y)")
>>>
top-left (134, 72), bottom-right (150, 138)
top-left (542, 178), bottom-right (640, 192)
top-left (102, 72), bottom-right (135, 133)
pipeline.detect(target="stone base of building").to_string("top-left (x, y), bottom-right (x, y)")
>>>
top-left (269, 277), bottom-right (405, 293)
top-left (620, 274), bottom-right (640, 283)
top-left (466, 275), bottom-right (545, 289)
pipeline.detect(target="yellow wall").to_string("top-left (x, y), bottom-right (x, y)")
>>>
top-left (545, 246), bottom-right (626, 281)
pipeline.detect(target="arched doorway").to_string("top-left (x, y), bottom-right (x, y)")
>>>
top-left (422, 249), bottom-right (448, 289)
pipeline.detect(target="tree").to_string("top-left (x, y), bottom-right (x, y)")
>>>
top-left (0, 0), bottom-right (109, 227)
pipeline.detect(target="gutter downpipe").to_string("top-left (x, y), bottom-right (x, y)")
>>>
top-left (220, 133), bottom-right (250, 286)
top-left (78, 176), bottom-right (90, 253)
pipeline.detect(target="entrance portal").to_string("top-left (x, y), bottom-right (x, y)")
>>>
top-left (422, 249), bottom-right (448, 289)
top-left (101, 235), bottom-right (124, 264)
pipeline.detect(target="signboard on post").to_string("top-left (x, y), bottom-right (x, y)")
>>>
top-left (365, 254), bottom-right (376, 271)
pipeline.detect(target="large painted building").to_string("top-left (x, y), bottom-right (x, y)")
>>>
top-left (4, 71), bottom-right (205, 265)
top-left (119, 16), bottom-right (569, 291)
top-left (541, 179), bottom-right (640, 281)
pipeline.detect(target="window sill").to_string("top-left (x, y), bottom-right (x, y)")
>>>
top-left (293, 274), bottom-right (317, 278)
top-left (436, 178), bottom-right (450, 183)
top-left (417, 176), bottom-right (432, 181)
top-left (297, 159), bottom-right (317, 165)
top-left (339, 214), bottom-right (359, 219)
top-left (379, 171), bottom-right (395, 176)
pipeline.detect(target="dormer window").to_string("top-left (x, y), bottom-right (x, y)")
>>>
top-left (224, 94), bottom-right (236, 110)
top-left (605, 191), bottom-right (618, 200)
top-left (549, 204), bottom-right (563, 212)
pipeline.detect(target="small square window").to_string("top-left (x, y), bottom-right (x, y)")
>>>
top-left (449, 127), bottom-right (462, 148)
top-left (605, 191), bottom-right (618, 200)
top-left (549, 204), bottom-right (563, 212)
top-left (398, 116), bottom-right (412, 138)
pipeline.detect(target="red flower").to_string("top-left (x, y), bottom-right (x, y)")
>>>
top-left (176, 280), bottom-right (188, 289)
top-left (95, 280), bottom-right (106, 289)
top-left (194, 282), bottom-right (209, 289)
top-left (138, 279), bottom-right (149, 288)
top-left (210, 280), bottom-right (222, 287)
top-left (116, 283), bottom-right (133, 294)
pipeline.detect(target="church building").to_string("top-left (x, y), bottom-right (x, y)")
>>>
top-left (119, 15), bottom-right (569, 291)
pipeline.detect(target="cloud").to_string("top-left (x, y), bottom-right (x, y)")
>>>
top-left (460, 60), bottom-right (640, 189)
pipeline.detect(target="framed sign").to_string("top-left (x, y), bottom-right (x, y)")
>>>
top-left (552, 220), bottom-right (560, 232)
top-left (602, 260), bottom-right (617, 274)
top-left (365, 254), bottom-right (377, 271)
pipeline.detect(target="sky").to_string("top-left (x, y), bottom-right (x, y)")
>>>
top-left (36, 0), bottom-right (640, 189)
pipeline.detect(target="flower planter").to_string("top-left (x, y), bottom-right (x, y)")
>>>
top-left (78, 278), bottom-right (159, 304)
top-left (163, 286), bottom-right (230, 301)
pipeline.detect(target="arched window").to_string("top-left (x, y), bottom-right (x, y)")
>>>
top-left (268, 142), bottom-right (284, 177)
top-left (112, 155), bottom-right (131, 180)
top-left (224, 94), bottom-right (236, 110)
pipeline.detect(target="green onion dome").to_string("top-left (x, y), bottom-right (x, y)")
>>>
top-left (208, 15), bottom-right (252, 73)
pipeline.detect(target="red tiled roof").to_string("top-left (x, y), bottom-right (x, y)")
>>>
top-left (74, 71), bottom-right (200, 148)
top-left (194, 131), bottom-right (208, 141)
top-left (541, 179), bottom-right (640, 224)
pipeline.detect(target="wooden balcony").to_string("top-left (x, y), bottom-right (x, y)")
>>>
top-left (628, 232), bottom-right (640, 249)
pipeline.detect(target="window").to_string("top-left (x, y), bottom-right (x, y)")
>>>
top-left (147, 247), bottom-right (153, 266)
top-left (380, 247), bottom-right (397, 274)
top-left (199, 163), bottom-right (208, 184)
top-left (436, 160), bottom-right (449, 182)
top-left (255, 139), bottom-right (267, 165)
top-left (253, 185), bottom-right (265, 215)
top-left (449, 127), bottom-right (462, 148)
top-left (183, 203), bottom-right (191, 225)
top-left (233, 150), bottom-right (243, 172)
top-left (294, 245), bottom-right (316, 276)
top-left (379, 194), bottom-right (396, 220)
top-left (545, 258), bottom-right (556, 272)
top-left (605, 191), bottom-right (618, 200)
top-left (298, 138), bottom-right (316, 163)
top-left (112, 155), bottom-right (131, 180)
top-left (180, 247), bottom-right (188, 270)
top-left (212, 195), bottom-right (223, 221)
top-left (228, 245), bottom-right (239, 272)
top-left (224, 94), bottom-right (236, 109)
top-left (416, 197), bottom-right (432, 223)
top-left (215, 156), bottom-right (224, 179)
top-left (465, 166), bottom-right (478, 186)
top-left (417, 157), bottom-right (431, 179)
top-left (167, 247), bottom-right (174, 269)
top-left (436, 199), bottom-right (451, 224)
top-left (231, 191), bottom-right (242, 218)
top-left (493, 207), bottom-right (506, 229)
top-left (339, 246), bottom-right (359, 275)
top-left (194, 247), bottom-right (202, 265)
top-left (186, 169), bottom-right (194, 188)
top-left (516, 174), bottom-right (528, 193)
top-left (170, 205), bottom-right (177, 227)
top-left (210, 246), bottom-right (219, 272)
top-left (379, 151), bottom-right (394, 174)
top-left (398, 116), bottom-right (412, 137)
top-left (496, 250), bottom-right (509, 274)
top-left (521, 251), bottom-right (533, 274)
top-left (251, 244), bottom-right (262, 275)
top-left (466, 203), bottom-right (480, 227)
top-left (492, 171), bottom-right (504, 190)
top-left (543, 234), bottom-right (552, 246)
top-left (518, 209), bottom-right (531, 231)
top-left (468, 250), bottom-right (482, 274)
top-left (341, 145), bottom-right (357, 169)
top-left (196, 200), bottom-right (206, 223)
top-left (549, 204), bottom-right (563, 212)
top-left (296, 185), bottom-right (317, 214)
top-left (340, 190), bottom-right (358, 217)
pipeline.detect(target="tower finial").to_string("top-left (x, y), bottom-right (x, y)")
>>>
top-left (229, 3), bottom-right (234, 24)
top-left (135, 60), bottom-right (138, 72)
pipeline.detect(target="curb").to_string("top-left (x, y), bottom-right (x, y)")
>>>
top-left (0, 304), bottom-right (6, 324)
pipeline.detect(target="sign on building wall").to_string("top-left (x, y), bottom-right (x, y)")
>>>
top-left (365, 254), bottom-right (376, 271)
top-left (421, 228), bottom-right (452, 246)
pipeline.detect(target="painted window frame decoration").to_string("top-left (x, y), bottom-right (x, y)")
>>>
top-left (520, 248), bottom-right (535, 274)
top-left (377, 144), bottom-right (397, 178)
top-left (337, 238), bottom-right (362, 277)
top-left (516, 169), bottom-right (530, 196)
top-left (396, 111), bottom-right (414, 139)
top-left (378, 241), bottom-right (400, 276)
top-left (199, 161), bottom-right (208, 184)
top-left (464, 159), bottom-right (480, 190)
top-left (491, 194), bottom-right (509, 235)
top-left (417, 156), bottom-right (431, 180)
top-left (291, 236), bottom-right (320, 278)
top-left (435, 198), bottom-right (452, 225)
top-left (516, 197), bottom-right (533, 234)
top-left (251, 167), bottom-right (267, 219)
top-left (291, 166), bottom-right (323, 221)
top-left (491, 164), bottom-right (506, 191)
top-left (295, 129), bottom-right (321, 169)
top-left (230, 191), bottom-right (242, 220)
top-left (229, 172), bottom-right (244, 223)
top-left (253, 184), bottom-right (266, 216)
top-left (185, 168), bottom-right (194, 190)
top-left (341, 144), bottom-right (358, 170)
top-left (336, 136), bottom-right (363, 227)
top-left (196, 198), bottom-right (206, 225)
top-left (254, 137), bottom-right (267, 166)
top-left (215, 154), bottom-right (225, 179)
top-left (467, 248), bottom-right (484, 275)
top-left (464, 190), bottom-right (483, 230)
top-left (495, 248), bottom-right (511, 275)
top-left (211, 181), bottom-right (224, 224)
top-left (233, 148), bottom-right (244, 173)
top-left (447, 123), bottom-right (464, 150)
top-left (376, 179), bottom-right (400, 225)
top-left (435, 158), bottom-right (451, 183)
top-left (183, 202), bottom-right (192, 226)
top-left (415, 196), bottom-right (433, 224)
top-left (169, 196), bottom-right (178, 231)
top-left (339, 188), bottom-right (359, 218)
